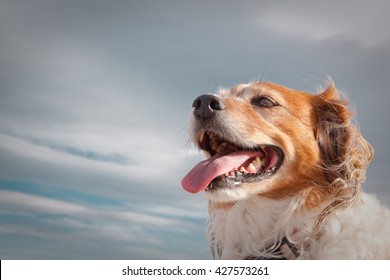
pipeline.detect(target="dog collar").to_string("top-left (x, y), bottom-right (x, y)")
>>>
top-left (244, 237), bottom-right (300, 260)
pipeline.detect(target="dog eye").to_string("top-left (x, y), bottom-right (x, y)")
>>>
top-left (253, 97), bottom-right (277, 108)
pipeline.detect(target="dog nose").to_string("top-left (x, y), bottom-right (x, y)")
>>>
top-left (192, 94), bottom-right (225, 120)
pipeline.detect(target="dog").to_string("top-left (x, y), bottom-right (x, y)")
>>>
top-left (182, 81), bottom-right (390, 259)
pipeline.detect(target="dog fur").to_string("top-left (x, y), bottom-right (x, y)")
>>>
top-left (182, 81), bottom-right (390, 259)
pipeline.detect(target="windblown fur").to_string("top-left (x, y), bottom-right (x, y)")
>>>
top-left (183, 80), bottom-right (390, 259)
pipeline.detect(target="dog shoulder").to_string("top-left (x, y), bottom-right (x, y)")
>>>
top-left (308, 193), bottom-right (390, 259)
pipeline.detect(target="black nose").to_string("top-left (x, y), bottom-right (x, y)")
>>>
top-left (192, 94), bottom-right (225, 120)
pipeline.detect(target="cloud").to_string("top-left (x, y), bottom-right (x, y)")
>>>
top-left (0, 189), bottom-right (209, 259)
top-left (0, 189), bottom-right (191, 227)
top-left (256, 0), bottom-right (390, 47)
top-left (0, 129), bottom-right (202, 202)
top-left (0, 0), bottom-right (389, 260)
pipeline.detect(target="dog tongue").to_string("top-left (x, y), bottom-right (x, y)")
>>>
top-left (181, 150), bottom-right (263, 194)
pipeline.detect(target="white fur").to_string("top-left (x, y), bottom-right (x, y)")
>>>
top-left (208, 193), bottom-right (390, 259)
top-left (205, 176), bottom-right (279, 202)
top-left (188, 81), bottom-right (390, 259)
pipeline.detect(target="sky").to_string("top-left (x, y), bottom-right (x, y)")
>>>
top-left (0, 0), bottom-right (389, 259)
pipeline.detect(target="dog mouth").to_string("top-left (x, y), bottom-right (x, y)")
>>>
top-left (182, 130), bottom-right (284, 194)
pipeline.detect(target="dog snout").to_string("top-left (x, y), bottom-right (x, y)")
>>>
top-left (192, 94), bottom-right (225, 120)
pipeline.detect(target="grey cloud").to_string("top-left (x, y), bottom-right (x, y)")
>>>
top-left (0, 0), bottom-right (389, 259)
top-left (0, 189), bottom-right (209, 259)
top-left (257, 0), bottom-right (390, 47)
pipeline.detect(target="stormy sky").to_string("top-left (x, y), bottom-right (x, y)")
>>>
top-left (0, 0), bottom-right (389, 259)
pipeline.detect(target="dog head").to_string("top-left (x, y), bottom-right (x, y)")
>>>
top-left (182, 81), bottom-right (373, 209)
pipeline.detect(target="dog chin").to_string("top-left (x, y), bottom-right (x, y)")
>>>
top-left (205, 187), bottom-right (248, 202)
top-left (205, 180), bottom-right (275, 202)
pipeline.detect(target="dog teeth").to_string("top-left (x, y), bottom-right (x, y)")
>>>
top-left (207, 130), bottom-right (231, 153)
top-left (216, 142), bottom-right (228, 153)
top-left (253, 157), bottom-right (262, 168)
top-left (211, 138), bottom-right (219, 150)
top-left (239, 166), bottom-right (247, 174)
top-left (221, 156), bottom-right (264, 178)
top-left (246, 163), bottom-right (257, 173)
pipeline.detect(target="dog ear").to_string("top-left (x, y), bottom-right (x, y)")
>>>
top-left (314, 81), bottom-right (352, 183)
top-left (313, 81), bottom-right (374, 230)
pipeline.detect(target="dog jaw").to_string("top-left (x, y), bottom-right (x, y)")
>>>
top-left (184, 81), bottom-right (329, 204)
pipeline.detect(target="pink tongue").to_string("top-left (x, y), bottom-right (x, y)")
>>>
top-left (181, 150), bottom-right (263, 194)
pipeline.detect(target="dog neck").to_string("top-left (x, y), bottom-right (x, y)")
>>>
top-left (207, 195), bottom-right (319, 259)
top-left (244, 237), bottom-right (300, 260)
